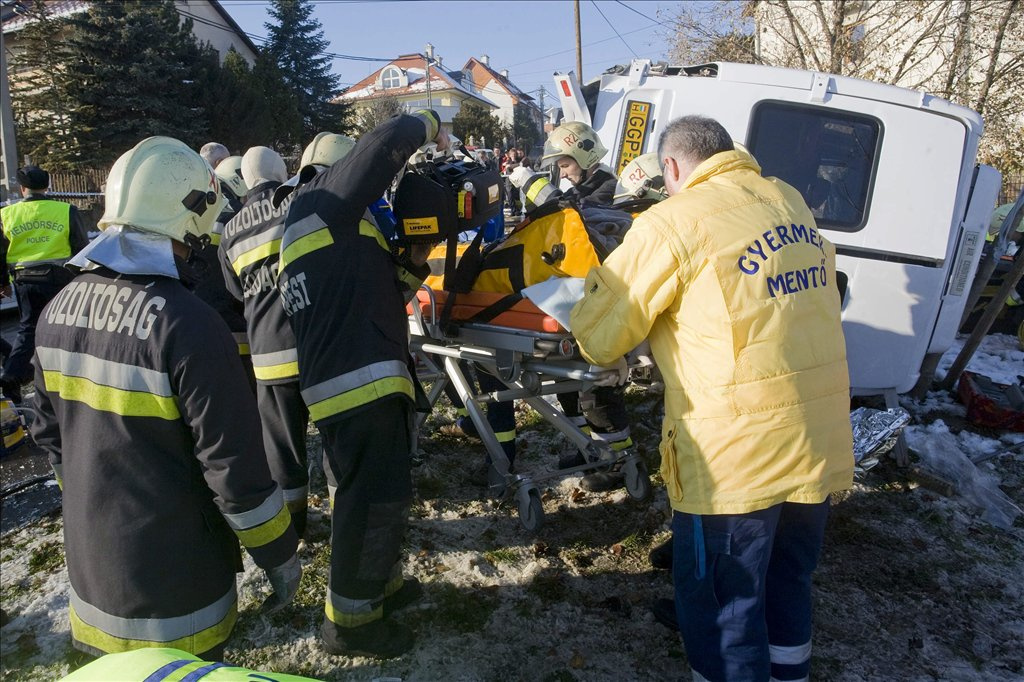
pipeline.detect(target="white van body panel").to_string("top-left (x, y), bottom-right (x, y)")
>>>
top-left (559, 60), bottom-right (998, 396)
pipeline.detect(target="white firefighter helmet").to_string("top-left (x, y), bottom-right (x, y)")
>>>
top-left (99, 136), bottom-right (222, 242)
top-left (241, 146), bottom-right (288, 188)
top-left (614, 153), bottom-right (667, 203)
top-left (300, 132), bottom-right (356, 169)
top-left (541, 121), bottom-right (607, 170)
top-left (215, 155), bottom-right (248, 199)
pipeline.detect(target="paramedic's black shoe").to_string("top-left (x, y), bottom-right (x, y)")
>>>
top-left (652, 597), bottom-right (678, 631)
top-left (649, 536), bottom-right (674, 570)
top-left (580, 470), bottom-right (625, 492)
top-left (383, 578), bottom-right (422, 616)
top-left (321, 618), bottom-right (414, 658)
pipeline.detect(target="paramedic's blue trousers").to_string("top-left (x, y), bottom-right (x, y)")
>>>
top-left (672, 500), bottom-right (829, 682)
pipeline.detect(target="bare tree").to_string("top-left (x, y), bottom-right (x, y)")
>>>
top-left (663, 0), bottom-right (1024, 172)
top-left (351, 94), bottom-right (406, 136)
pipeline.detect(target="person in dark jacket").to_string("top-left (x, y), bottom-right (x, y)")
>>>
top-left (540, 121), bottom-right (618, 206)
top-left (195, 146), bottom-right (253, 389)
top-left (220, 146), bottom-right (315, 538)
top-left (31, 137), bottom-right (300, 660)
top-left (274, 112), bottom-right (447, 658)
top-left (0, 165), bottom-right (90, 402)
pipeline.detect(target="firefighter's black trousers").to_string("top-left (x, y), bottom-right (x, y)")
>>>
top-left (256, 380), bottom-right (310, 537)
top-left (320, 395), bottom-right (413, 628)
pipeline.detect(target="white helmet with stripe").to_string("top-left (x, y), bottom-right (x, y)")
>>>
top-left (100, 136), bottom-right (222, 242)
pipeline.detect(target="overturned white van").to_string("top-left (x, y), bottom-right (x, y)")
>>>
top-left (553, 60), bottom-right (1001, 400)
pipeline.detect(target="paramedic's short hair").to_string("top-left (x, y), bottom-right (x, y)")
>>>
top-left (200, 142), bottom-right (230, 168)
top-left (657, 116), bottom-right (733, 166)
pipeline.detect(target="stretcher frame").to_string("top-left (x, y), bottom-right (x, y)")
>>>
top-left (408, 285), bottom-right (652, 531)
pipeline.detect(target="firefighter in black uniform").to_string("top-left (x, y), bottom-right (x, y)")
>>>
top-left (0, 165), bottom-right (90, 402)
top-left (540, 121), bottom-right (619, 206)
top-left (30, 137), bottom-right (300, 660)
top-left (194, 151), bottom-right (254, 389)
top-left (220, 146), bottom-right (312, 537)
top-left (273, 112), bottom-right (446, 657)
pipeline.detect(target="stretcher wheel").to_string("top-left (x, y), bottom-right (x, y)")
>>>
top-left (517, 486), bottom-right (544, 532)
top-left (624, 458), bottom-right (652, 502)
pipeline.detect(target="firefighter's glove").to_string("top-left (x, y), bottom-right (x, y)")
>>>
top-left (262, 554), bottom-right (301, 614)
top-left (589, 356), bottom-right (629, 387)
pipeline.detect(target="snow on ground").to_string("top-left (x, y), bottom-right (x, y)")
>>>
top-left (2, 335), bottom-right (1023, 681)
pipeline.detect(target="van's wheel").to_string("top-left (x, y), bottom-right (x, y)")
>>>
top-left (517, 486), bottom-right (544, 533)
top-left (624, 458), bottom-right (652, 502)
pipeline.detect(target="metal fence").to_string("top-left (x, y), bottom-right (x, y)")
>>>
top-left (1000, 174), bottom-right (1023, 206)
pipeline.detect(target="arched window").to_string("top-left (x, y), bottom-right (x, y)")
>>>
top-left (380, 67), bottom-right (402, 89)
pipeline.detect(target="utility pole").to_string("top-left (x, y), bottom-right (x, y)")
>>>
top-left (424, 43), bottom-right (433, 110)
top-left (538, 87), bottom-right (545, 136)
top-left (0, 25), bottom-right (19, 204)
top-left (573, 0), bottom-right (583, 83)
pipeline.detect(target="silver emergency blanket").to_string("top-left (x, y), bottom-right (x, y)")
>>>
top-left (68, 225), bottom-right (179, 279)
top-left (850, 406), bottom-right (911, 473)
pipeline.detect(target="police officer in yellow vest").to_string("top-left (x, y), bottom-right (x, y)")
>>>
top-left (571, 116), bottom-right (853, 682)
top-left (0, 165), bottom-right (89, 402)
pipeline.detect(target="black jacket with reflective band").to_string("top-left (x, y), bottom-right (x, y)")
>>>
top-left (31, 270), bottom-right (297, 654)
top-left (565, 167), bottom-right (618, 207)
top-left (219, 182), bottom-right (298, 383)
top-left (277, 112), bottom-right (434, 426)
top-left (193, 194), bottom-right (249, 342)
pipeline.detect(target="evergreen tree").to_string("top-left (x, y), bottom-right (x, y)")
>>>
top-left (251, 52), bottom-right (304, 150)
top-left (54, 1), bottom-right (207, 167)
top-left (9, 1), bottom-right (79, 169)
top-left (512, 104), bottom-right (541, 152)
top-left (452, 102), bottom-right (505, 148)
top-left (264, 0), bottom-right (350, 140)
top-left (196, 47), bottom-right (298, 154)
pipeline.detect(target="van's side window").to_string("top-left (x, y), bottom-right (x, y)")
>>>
top-left (748, 102), bottom-right (880, 232)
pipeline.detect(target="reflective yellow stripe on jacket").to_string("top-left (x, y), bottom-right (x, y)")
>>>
top-left (279, 213), bottom-right (332, 272)
top-left (301, 359), bottom-right (413, 423)
top-left (36, 347), bottom-right (180, 420)
top-left (69, 585), bottom-right (236, 655)
top-left (222, 487), bottom-right (292, 549)
top-left (226, 223), bottom-right (287, 276)
top-left (251, 348), bottom-right (299, 381)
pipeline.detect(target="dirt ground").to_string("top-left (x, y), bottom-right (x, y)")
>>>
top-left (2, 382), bottom-right (1023, 681)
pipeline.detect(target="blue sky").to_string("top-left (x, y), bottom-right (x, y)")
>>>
top-left (221, 0), bottom-right (679, 102)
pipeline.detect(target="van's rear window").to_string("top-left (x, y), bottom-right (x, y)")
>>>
top-left (748, 102), bottom-right (880, 232)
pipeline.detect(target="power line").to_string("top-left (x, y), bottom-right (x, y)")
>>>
top-left (591, 0), bottom-right (637, 58)
top-left (505, 24), bottom-right (653, 69)
top-left (177, 9), bottom-right (392, 62)
top-left (612, 0), bottom-right (670, 27)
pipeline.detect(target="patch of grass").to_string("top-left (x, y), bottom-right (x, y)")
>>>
top-left (428, 583), bottom-right (498, 633)
top-left (415, 474), bottom-right (446, 499)
top-left (28, 541), bottom-right (64, 573)
top-left (619, 531), bottom-right (648, 553)
top-left (483, 547), bottom-right (520, 566)
top-left (1, 579), bottom-right (30, 604)
top-left (526, 572), bottom-right (569, 601)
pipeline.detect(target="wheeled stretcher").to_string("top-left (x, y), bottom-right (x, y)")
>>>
top-left (408, 286), bottom-right (652, 531)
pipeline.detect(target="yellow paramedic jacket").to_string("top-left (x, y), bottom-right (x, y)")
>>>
top-left (570, 149), bottom-right (854, 515)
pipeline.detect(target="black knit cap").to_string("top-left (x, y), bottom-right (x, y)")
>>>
top-left (16, 165), bottom-right (49, 191)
